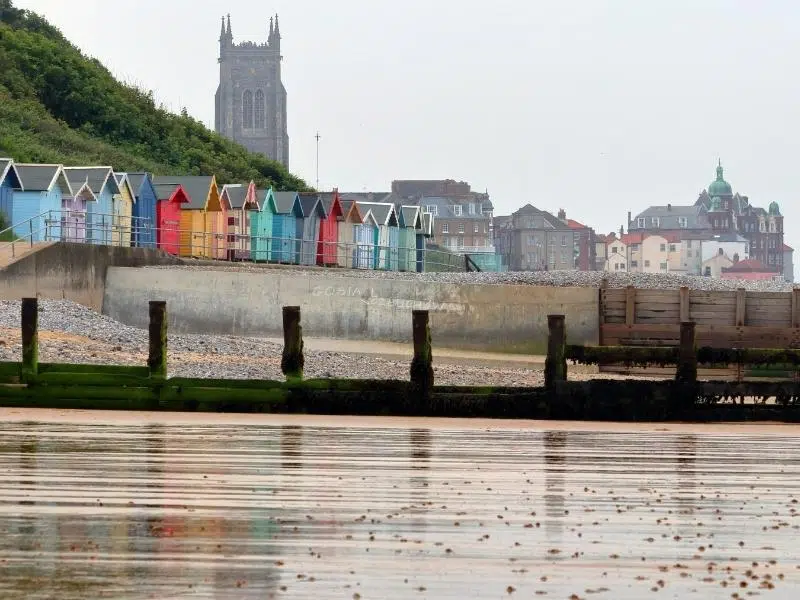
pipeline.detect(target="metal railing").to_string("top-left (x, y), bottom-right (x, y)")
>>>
top-left (0, 209), bottom-right (506, 272)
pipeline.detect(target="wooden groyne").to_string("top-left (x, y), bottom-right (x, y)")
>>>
top-left (2, 298), bottom-right (800, 421)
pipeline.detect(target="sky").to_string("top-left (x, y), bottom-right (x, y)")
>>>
top-left (11, 0), bottom-right (800, 252)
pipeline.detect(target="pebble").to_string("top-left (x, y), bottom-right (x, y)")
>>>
top-left (148, 263), bottom-right (796, 292)
top-left (0, 299), bottom-right (568, 386)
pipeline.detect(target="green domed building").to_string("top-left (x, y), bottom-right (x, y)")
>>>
top-left (708, 161), bottom-right (733, 199)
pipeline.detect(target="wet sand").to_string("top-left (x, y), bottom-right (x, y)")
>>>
top-left (1, 409), bottom-right (799, 599)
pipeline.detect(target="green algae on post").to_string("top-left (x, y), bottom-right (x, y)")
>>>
top-left (20, 297), bottom-right (38, 380)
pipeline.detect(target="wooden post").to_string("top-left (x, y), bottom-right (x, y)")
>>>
top-left (281, 306), bottom-right (304, 380)
top-left (410, 310), bottom-right (434, 395)
top-left (735, 288), bottom-right (746, 327)
top-left (20, 297), bottom-right (38, 378)
top-left (148, 301), bottom-right (167, 378)
top-left (679, 286), bottom-right (690, 323)
top-left (792, 288), bottom-right (800, 328)
top-left (625, 286), bottom-right (636, 326)
top-left (545, 314), bottom-right (567, 389)
top-left (598, 278), bottom-right (608, 346)
top-left (675, 321), bottom-right (697, 383)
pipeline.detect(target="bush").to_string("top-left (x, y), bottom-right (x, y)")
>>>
top-left (0, 1), bottom-right (310, 191)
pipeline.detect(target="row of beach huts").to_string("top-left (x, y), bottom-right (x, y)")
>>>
top-left (0, 160), bottom-right (437, 271)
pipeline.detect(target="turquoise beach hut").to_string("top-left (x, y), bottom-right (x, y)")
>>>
top-left (398, 205), bottom-right (422, 272)
top-left (250, 188), bottom-right (275, 262)
top-left (270, 191), bottom-right (302, 263)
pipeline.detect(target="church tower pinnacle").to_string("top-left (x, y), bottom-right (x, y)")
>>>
top-left (214, 11), bottom-right (289, 169)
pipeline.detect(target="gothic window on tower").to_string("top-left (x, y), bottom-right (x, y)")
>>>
top-left (242, 90), bottom-right (254, 129)
top-left (254, 90), bottom-right (265, 129)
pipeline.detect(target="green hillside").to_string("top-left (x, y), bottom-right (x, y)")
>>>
top-left (0, 0), bottom-right (309, 190)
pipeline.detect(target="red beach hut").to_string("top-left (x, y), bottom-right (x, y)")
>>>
top-left (317, 189), bottom-right (343, 266)
top-left (153, 183), bottom-right (190, 255)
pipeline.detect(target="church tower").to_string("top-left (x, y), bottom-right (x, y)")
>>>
top-left (214, 13), bottom-right (289, 169)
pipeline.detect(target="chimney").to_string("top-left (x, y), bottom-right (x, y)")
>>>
top-left (667, 203), bottom-right (672, 211)
top-left (627, 211), bottom-right (632, 229)
top-left (619, 225), bottom-right (623, 237)
top-left (557, 208), bottom-right (566, 221)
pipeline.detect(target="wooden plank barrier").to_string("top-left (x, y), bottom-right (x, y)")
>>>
top-left (600, 285), bottom-right (800, 378)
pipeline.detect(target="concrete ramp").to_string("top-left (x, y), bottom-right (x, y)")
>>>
top-left (0, 241), bottom-right (56, 269)
top-left (0, 242), bottom-right (183, 310)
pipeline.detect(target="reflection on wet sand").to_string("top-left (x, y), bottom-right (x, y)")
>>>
top-left (0, 414), bottom-right (798, 598)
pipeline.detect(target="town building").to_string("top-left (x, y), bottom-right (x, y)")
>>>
top-left (493, 204), bottom-right (594, 271)
top-left (627, 162), bottom-right (787, 277)
top-left (783, 244), bottom-right (794, 282)
top-left (215, 14), bottom-right (289, 168)
top-left (721, 258), bottom-right (781, 281)
top-left (392, 180), bottom-right (494, 254)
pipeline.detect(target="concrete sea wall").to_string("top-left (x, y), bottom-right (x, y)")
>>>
top-left (103, 267), bottom-right (599, 353)
top-left (0, 243), bottom-right (182, 311)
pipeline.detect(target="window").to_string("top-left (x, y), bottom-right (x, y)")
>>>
top-left (227, 216), bottom-right (236, 226)
top-left (242, 90), bottom-right (254, 129)
top-left (611, 246), bottom-right (618, 254)
top-left (458, 223), bottom-right (465, 234)
top-left (468, 203), bottom-right (476, 215)
top-left (651, 217), bottom-right (660, 227)
top-left (660, 262), bottom-right (668, 271)
top-left (424, 205), bottom-right (438, 216)
top-left (687, 250), bottom-right (692, 258)
top-left (227, 234), bottom-right (236, 243)
top-left (561, 235), bottom-right (567, 246)
top-left (630, 260), bottom-right (638, 268)
top-left (457, 237), bottom-right (464, 248)
top-left (474, 224), bottom-right (479, 233)
top-left (687, 240), bottom-right (692, 248)
top-left (644, 260), bottom-right (651, 267)
top-left (453, 205), bottom-right (463, 216)
top-left (669, 244), bottom-right (676, 252)
top-left (441, 236), bottom-right (448, 246)
top-left (637, 217), bottom-right (645, 228)
top-left (631, 243), bottom-right (640, 251)
top-left (254, 89), bottom-right (265, 129)
top-left (441, 223), bottom-right (449, 234)
top-left (770, 221), bottom-right (776, 232)
top-left (678, 217), bottom-right (688, 228)
top-left (660, 243), bottom-right (666, 252)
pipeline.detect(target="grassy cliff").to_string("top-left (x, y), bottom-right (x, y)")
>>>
top-left (0, 0), bottom-right (309, 190)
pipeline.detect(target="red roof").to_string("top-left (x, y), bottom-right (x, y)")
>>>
top-left (723, 258), bottom-right (776, 273)
top-left (566, 218), bottom-right (587, 229)
top-left (783, 243), bottom-right (794, 252)
top-left (620, 232), bottom-right (645, 245)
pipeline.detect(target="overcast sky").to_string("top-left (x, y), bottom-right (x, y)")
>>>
top-left (12, 0), bottom-right (800, 250)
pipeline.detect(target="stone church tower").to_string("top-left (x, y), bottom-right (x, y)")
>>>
top-left (215, 14), bottom-right (289, 169)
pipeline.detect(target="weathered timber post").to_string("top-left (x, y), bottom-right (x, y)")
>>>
top-left (281, 306), bottom-right (304, 380)
top-left (625, 286), bottom-right (636, 326)
top-left (679, 286), bottom-right (690, 323)
top-left (675, 321), bottom-right (697, 383)
top-left (410, 310), bottom-right (434, 396)
top-left (21, 297), bottom-right (38, 378)
top-left (545, 314), bottom-right (567, 389)
top-left (148, 301), bottom-right (167, 378)
top-left (735, 288), bottom-right (746, 327)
